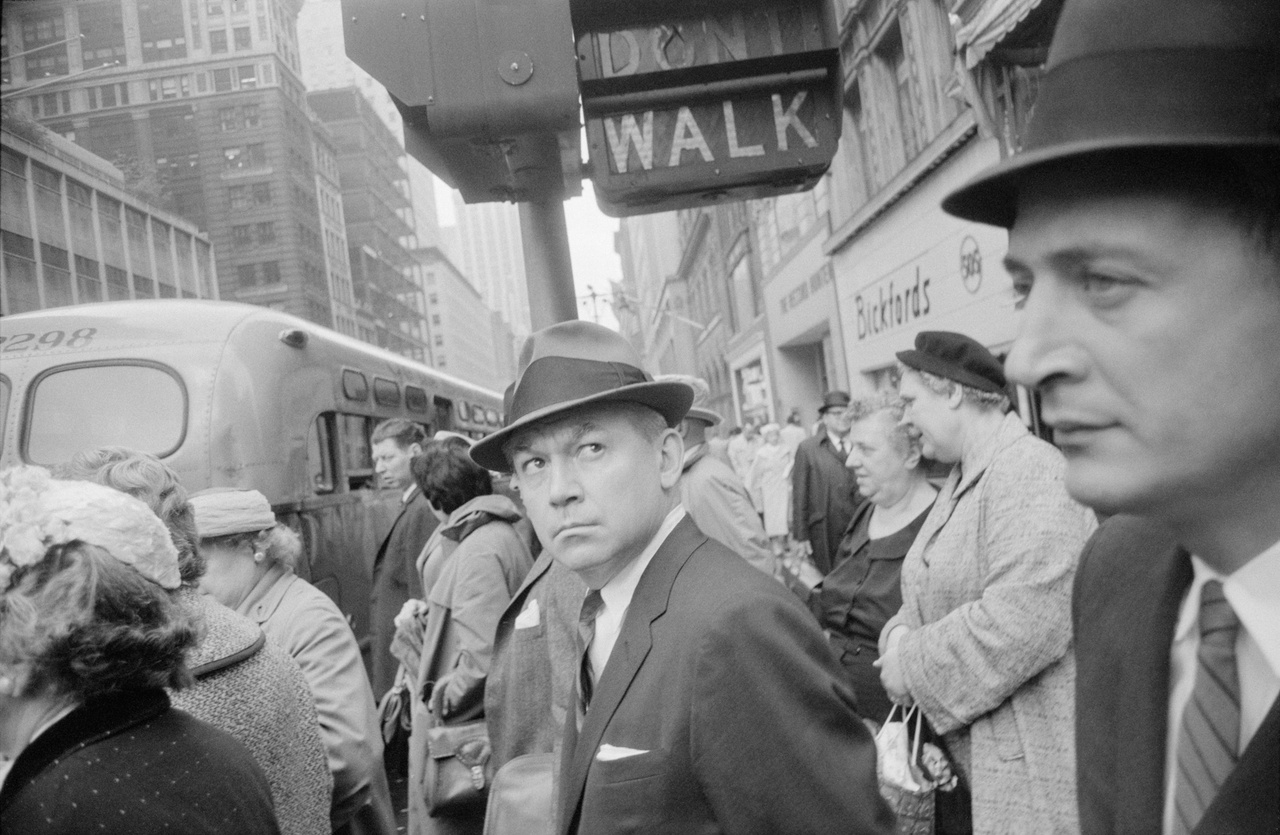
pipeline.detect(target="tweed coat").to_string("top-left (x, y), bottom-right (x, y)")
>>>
top-left (558, 515), bottom-right (893, 835)
top-left (371, 486), bottom-right (437, 696)
top-left (886, 413), bottom-right (1097, 835)
top-left (680, 444), bottom-right (777, 576)
top-left (0, 689), bottom-right (281, 835)
top-left (170, 587), bottom-right (332, 835)
top-left (238, 567), bottom-right (396, 835)
top-left (1074, 515), bottom-right (1280, 835)
top-left (791, 431), bottom-right (861, 575)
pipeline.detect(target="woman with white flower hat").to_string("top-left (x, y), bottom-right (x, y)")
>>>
top-left (0, 466), bottom-right (280, 834)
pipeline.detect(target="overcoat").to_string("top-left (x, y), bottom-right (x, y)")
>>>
top-left (170, 587), bottom-right (332, 835)
top-left (239, 566), bottom-right (395, 835)
top-left (747, 440), bottom-right (794, 538)
top-left (371, 486), bottom-right (436, 695)
top-left (1074, 515), bottom-right (1280, 835)
top-left (0, 689), bottom-right (281, 834)
top-left (680, 444), bottom-right (776, 576)
top-left (885, 413), bottom-right (1096, 835)
top-left (791, 432), bottom-right (860, 575)
top-left (406, 494), bottom-right (535, 835)
top-left (558, 515), bottom-right (893, 835)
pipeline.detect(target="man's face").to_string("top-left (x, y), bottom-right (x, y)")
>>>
top-left (508, 404), bottom-right (683, 589)
top-left (898, 371), bottom-right (960, 463)
top-left (822, 408), bottom-right (853, 437)
top-left (372, 438), bottom-right (419, 490)
top-left (1003, 170), bottom-right (1280, 519)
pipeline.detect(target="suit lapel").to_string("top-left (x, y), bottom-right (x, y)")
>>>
top-left (557, 516), bottom-right (705, 835)
top-left (1115, 543), bottom-right (1192, 833)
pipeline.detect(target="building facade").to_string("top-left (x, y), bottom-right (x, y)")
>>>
top-left (1, 0), bottom-right (354, 331)
top-left (2, 118), bottom-right (216, 315)
top-left (417, 247), bottom-right (502, 391)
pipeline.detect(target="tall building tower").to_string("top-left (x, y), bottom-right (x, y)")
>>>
top-left (448, 196), bottom-right (530, 339)
top-left (1, 0), bottom-right (353, 330)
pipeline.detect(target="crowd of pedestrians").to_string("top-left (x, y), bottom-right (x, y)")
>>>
top-left (2, 0), bottom-right (1277, 832)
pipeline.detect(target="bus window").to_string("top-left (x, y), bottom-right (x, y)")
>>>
top-left (338, 413), bottom-right (374, 490)
top-left (373, 378), bottom-right (400, 407)
top-left (25, 363), bottom-right (186, 465)
top-left (342, 369), bottom-right (368, 402)
top-left (434, 397), bottom-right (452, 432)
top-left (308, 413), bottom-right (336, 494)
top-left (0, 375), bottom-right (10, 444)
top-left (405, 385), bottom-right (428, 414)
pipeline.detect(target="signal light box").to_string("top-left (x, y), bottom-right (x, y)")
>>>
top-left (574, 2), bottom-right (843, 216)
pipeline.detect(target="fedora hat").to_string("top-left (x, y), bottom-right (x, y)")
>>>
top-left (656, 373), bottom-right (721, 426)
top-left (942, 0), bottom-right (1280, 228)
top-left (819, 391), bottom-right (852, 414)
top-left (471, 321), bottom-right (694, 472)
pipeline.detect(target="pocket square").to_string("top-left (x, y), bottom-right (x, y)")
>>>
top-left (514, 599), bottom-right (540, 629)
top-left (596, 744), bottom-right (649, 762)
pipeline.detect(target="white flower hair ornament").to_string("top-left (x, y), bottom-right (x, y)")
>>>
top-left (0, 465), bottom-right (181, 591)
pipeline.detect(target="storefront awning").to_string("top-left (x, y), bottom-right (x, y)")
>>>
top-left (951, 0), bottom-right (1047, 68)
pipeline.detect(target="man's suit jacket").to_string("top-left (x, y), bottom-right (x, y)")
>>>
top-left (370, 486), bottom-right (435, 696)
top-left (791, 432), bottom-right (860, 575)
top-left (1075, 515), bottom-right (1280, 835)
top-left (558, 516), bottom-right (893, 835)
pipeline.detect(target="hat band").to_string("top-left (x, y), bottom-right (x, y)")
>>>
top-left (507, 356), bottom-right (651, 426)
top-left (1025, 48), bottom-right (1280, 154)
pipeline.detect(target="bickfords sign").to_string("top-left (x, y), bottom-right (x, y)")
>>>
top-left (575, 3), bottom-right (842, 216)
top-left (852, 234), bottom-right (989, 342)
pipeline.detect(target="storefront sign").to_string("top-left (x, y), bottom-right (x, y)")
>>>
top-left (779, 263), bottom-right (832, 314)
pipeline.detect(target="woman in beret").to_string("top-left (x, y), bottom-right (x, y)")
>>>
top-left (192, 488), bottom-right (395, 835)
top-left (0, 466), bottom-right (280, 835)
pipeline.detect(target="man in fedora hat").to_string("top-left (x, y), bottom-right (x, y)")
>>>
top-left (791, 390), bottom-right (862, 575)
top-left (657, 373), bottom-right (777, 577)
top-left (878, 330), bottom-right (1096, 833)
top-left (942, 0), bottom-right (1280, 832)
top-left (471, 321), bottom-right (891, 835)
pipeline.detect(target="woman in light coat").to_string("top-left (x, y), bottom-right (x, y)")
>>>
top-left (747, 423), bottom-right (794, 553)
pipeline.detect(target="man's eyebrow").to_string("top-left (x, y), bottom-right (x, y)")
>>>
top-left (510, 420), bottom-right (598, 456)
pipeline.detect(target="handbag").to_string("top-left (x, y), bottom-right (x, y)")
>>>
top-left (424, 717), bottom-right (495, 815)
top-left (482, 752), bottom-right (556, 835)
top-left (875, 705), bottom-right (935, 835)
top-left (377, 666), bottom-right (413, 747)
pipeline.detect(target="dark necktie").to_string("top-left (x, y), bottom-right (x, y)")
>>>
top-left (1172, 580), bottom-right (1241, 835)
top-left (576, 589), bottom-right (605, 731)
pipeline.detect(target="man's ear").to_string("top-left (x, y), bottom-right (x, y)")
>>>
top-left (945, 383), bottom-right (965, 410)
top-left (657, 428), bottom-right (685, 489)
top-left (407, 442), bottom-right (423, 457)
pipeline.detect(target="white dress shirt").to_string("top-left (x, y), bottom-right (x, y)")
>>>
top-left (587, 505), bottom-right (687, 687)
top-left (1161, 540), bottom-right (1280, 835)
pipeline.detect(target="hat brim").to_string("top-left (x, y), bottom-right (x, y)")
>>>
top-left (470, 381), bottom-right (694, 472)
top-left (941, 135), bottom-right (1276, 228)
top-left (896, 349), bottom-right (1007, 396)
top-left (685, 407), bottom-right (722, 427)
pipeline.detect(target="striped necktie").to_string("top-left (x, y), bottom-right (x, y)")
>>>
top-left (1172, 580), bottom-right (1240, 835)
top-left (576, 589), bottom-right (605, 732)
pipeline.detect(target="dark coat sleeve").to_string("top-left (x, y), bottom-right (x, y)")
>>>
top-left (691, 590), bottom-right (894, 834)
top-left (791, 443), bottom-right (812, 541)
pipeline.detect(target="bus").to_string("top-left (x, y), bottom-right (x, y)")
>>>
top-left (0, 299), bottom-right (504, 655)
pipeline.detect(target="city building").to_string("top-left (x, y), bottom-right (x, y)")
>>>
top-left (1, 0), bottom-right (354, 331)
top-left (447, 197), bottom-right (531, 340)
top-left (2, 116), bottom-right (216, 315)
top-left (416, 247), bottom-right (503, 391)
top-left (308, 86), bottom-right (431, 361)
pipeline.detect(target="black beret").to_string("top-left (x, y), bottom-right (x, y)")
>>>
top-left (896, 331), bottom-right (1007, 396)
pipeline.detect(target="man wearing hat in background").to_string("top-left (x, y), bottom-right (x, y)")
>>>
top-left (941, 0), bottom-right (1280, 832)
top-left (791, 390), bottom-right (862, 576)
top-left (470, 321), bottom-right (891, 835)
top-left (658, 374), bottom-right (777, 578)
top-left (878, 330), bottom-right (1096, 833)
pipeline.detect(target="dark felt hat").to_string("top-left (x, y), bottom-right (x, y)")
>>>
top-left (470, 321), bottom-right (694, 472)
top-left (896, 331), bottom-right (1007, 396)
top-left (942, 0), bottom-right (1280, 228)
top-left (819, 391), bottom-right (852, 414)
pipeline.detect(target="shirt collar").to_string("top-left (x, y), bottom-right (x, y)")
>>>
top-left (1176, 538), bottom-right (1280, 677)
top-left (599, 504), bottom-right (686, 615)
top-left (402, 483), bottom-right (418, 504)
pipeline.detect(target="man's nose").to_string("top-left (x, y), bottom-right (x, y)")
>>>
top-left (546, 458), bottom-right (583, 508)
top-left (1004, 281), bottom-right (1086, 390)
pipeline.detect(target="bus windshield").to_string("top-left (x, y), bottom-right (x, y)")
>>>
top-left (25, 363), bottom-right (187, 465)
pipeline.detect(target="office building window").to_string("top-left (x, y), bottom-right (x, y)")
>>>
top-left (212, 68), bottom-right (233, 91)
top-left (210, 29), bottom-right (228, 53)
top-left (237, 65), bottom-right (257, 88)
top-left (233, 26), bottom-right (251, 50)
top-left (79, 2), bottom-right (127, 68)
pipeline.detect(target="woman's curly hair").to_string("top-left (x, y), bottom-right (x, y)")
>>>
top-left (0, 541), bottom-right (197, 700)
